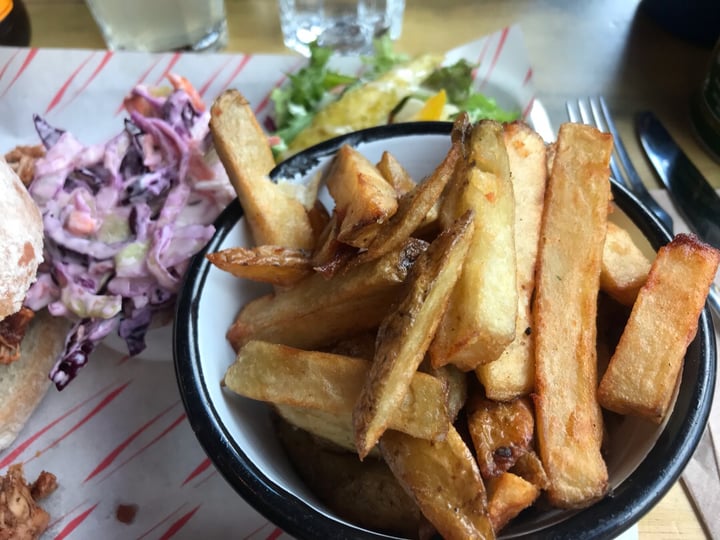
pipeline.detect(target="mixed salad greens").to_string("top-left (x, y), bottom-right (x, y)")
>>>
top-left (266, 37), bottom-right (519, 158)
top-left (25, 77), bottom-right (234, 389)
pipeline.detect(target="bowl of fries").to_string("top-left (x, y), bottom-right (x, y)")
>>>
top-left (174, 117), bottom-right (717, 539)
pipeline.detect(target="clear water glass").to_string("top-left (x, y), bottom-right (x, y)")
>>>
top-left (278, 0), bottom-right (405, 56)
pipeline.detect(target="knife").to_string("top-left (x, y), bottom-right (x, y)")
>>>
top-left (635, 110), bottom-right (720, 250)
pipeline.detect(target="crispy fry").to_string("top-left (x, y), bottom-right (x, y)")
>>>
top-left (307, 198), bottom-right (332, 242)
top-left (380, 426), bottom-right (495, 540)
top-left (486, 472), bottom-right (540, 533)
top-left (430, 120), bottom-right (517, 370)
top-left (467, 394), bottom-right (534, 479)
top-left (324, 145), bottom-right (399, 248)
top-left (477, 121), bottom-right (547, 399)
top-left (377, 150), bottom-right (416, 196)
top-left (224, 340), bottom-right (451, 443)
top-left (421, 362), bottom-right (468, 423)
top-left (227, 238), bottom-right (426, 351)
top-left (600, 221), bottom-right (652, 306)
top-left (210, 90), bottom-right (314, 249)
top-left (206, 245), bottom-right (312, 286)
top-left (310, 213), bottom-right (358, 278)
top-left (598, 233), bottom-right (720, 422)
top-left (356, 142), bottom-right (460, 264)
top-left (532, 122), bottom-right (612, 508)
top-left (275, 416), bottom-right (422, 538)
top-left (353, 211), bottom-right (475, 458)
top-left (509, 450), bottom-right (549, 490)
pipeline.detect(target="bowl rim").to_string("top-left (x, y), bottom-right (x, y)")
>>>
top-left (173, 121), bottom-right (716, 540)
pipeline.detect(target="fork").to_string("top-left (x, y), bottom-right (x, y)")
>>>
top-left (566, 96), bottom-right (674, 235)
top-left (567, 96), bottom-right (720, 317)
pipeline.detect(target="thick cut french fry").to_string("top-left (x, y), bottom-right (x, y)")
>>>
top-left (206, 245), bottom-right (312, 287)
top-left (275, 416), bottom-right (422, 538)
top-left (430, 120), bottom-right (517, 370)
top-left (227, 238), bottom-right (426, 351)
top-left (324, 145), bottom-right (399, 248)
top-left (380, 426), bottom-right (495, 540)
top-left (600, 221), bottom-right (652, 306)
top-left (355, 142), bottom-right (460, 264)
top-left (467, 394), bottom-right (534, 479)
top-left (486, 472), bottom-right (540, 534)
top-left (224, 340), bottom-right (450, 443)
top-left (598, 233), bottom-right (720, 422)
top-left (533, 122), bottom-right (612, 508)
top-left (377, 150), bottom-right (416, 196)
top-left (353, 211), bottom-right (475, 459)
top-left (477, 121), bottom-right (547, 399)
top-left (209, 90), bottom-right (314, 249)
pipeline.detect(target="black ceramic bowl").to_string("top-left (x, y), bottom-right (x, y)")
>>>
top-left (174, 122), bottom-right (716, 539)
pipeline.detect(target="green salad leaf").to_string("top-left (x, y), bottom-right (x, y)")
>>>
top-left (269, 39), bottom-right (521, 156)
top-left (270, 41), bottom-right (357, 152)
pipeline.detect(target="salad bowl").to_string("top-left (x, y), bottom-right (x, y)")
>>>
top-left (174, 122), bottom-right (715, 539)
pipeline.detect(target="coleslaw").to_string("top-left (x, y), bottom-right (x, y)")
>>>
top-left (24, 75), bottom-right (234, 389)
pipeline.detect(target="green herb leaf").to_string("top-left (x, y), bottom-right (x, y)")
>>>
top-left (270, 41), bottom-right (358, 144)
top-left (460, 92), bottom-right (519, 123)
top-left (422, 59), bottom-right (475, 103)
top-left (362, 34), bottom-right (409, 78)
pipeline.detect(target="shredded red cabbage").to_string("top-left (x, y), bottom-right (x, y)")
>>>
top-left (24, 79), bottom-right (234, 389)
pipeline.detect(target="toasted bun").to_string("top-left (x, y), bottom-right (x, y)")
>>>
top-left (0, 158), bottom-right (44, 320)
top-left (0, 311), bottom-right (70, 451)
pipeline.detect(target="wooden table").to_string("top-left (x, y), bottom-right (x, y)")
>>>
top-left (21, 0), bottom-right (718, 538)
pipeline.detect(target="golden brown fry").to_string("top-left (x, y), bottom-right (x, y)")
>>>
top-left (532, 122), bottom-right (612, 508)
top-left (307, 198), bottom-right (332, 243)
top-left (377, 150), bottom-right (416, 196)
top-left (355, 142), bottom-right (460, 265)
top-left (353, 211), bottom-right (475, 459)
top-left (209, 90), bottom-right (314, 249)
top-left (310, 213), bottom-right (358, 278)
top-left (600, 221), bottom-right (652, 306)
top-left (224, 340), bottom-right (450, 443)
top-left (509, 450), bottom-right (549, 490)
top-left (467, 394), bottom-right (534, 479)
top-left (421, 362), bottom-right (468, 423)
top-left (430, 120), bottom-right (517, 370)
top-left (486, 472), bottom-right (540, 533)
top-left (477, 121), bottom-right (547, 399)
top-left (598, 233), bottom-right (720, 422)
top-left (206, 245), bottom-right (312, 286)
top-left (324, 145), bottom-right (399, 248)
top-left (275, 416), bottom-right (422, 538)
top-left (380, 426), bottom-right (496, 540)
top-left (227, 238), bottom-right (426, 351)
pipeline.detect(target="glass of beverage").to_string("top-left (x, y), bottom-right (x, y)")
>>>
top-left (85, 0), bottom-right (228, 52)
top-left (278, 0), bottom-right (405, 56)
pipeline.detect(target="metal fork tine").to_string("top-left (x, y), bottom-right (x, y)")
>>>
top-left (596, 98), bottom-right (643, 191)
top-left (565, 102), bottom-right (579, 123)
top-left (586, 97), bottom-right (627, 189)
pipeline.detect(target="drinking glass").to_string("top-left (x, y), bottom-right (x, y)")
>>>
top-left (278, 0), bottom-right (405, 56)
top-left (85, 0), bottom-right (228, 52)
